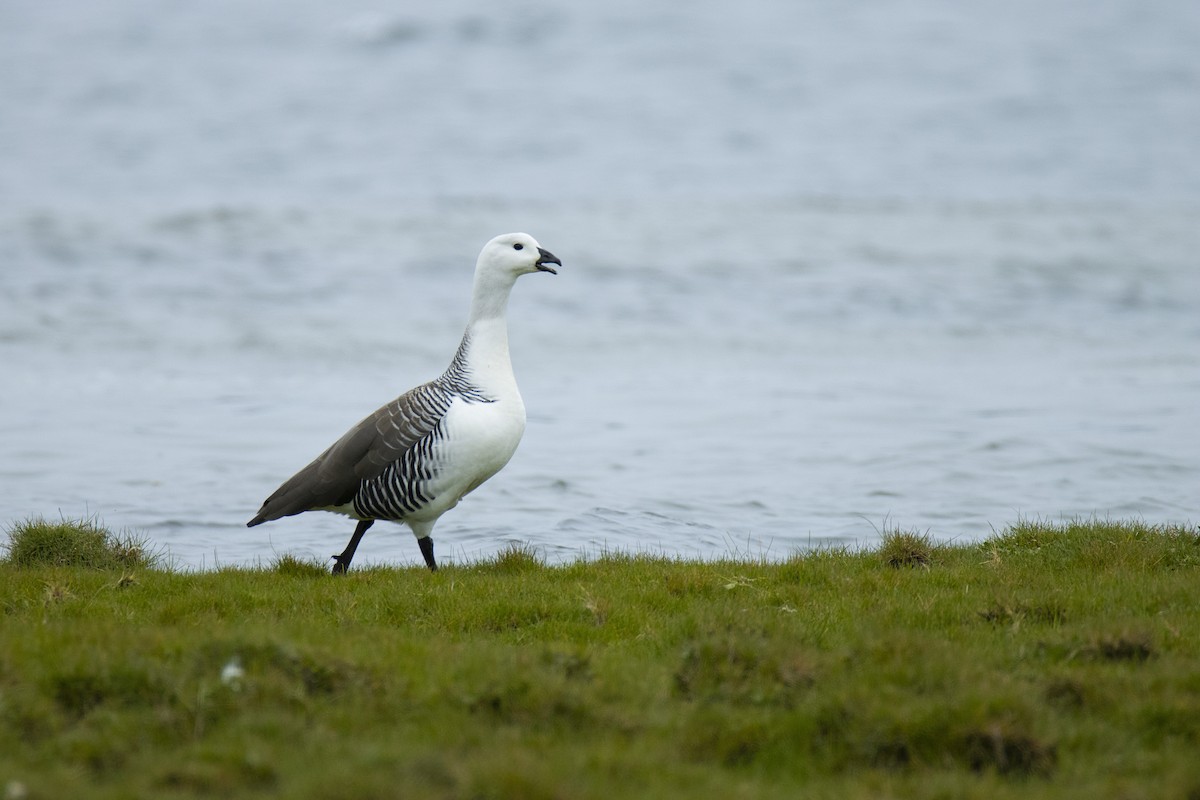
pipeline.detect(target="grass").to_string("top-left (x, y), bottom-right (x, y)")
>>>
top-left (2, 517), bottom-right (1199, 798)
top-left (3, 516), bottom-right (158, 571)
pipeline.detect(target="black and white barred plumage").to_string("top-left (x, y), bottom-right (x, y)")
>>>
top-left (249, 336), bottom-right (493, 525)
top-left (247, 233), bottom-right (561, 573)
top-left (353, 341), bottom-right (497, 520)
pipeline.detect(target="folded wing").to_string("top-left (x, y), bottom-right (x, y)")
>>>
top-left (246, 381), bottom-right (452, 525)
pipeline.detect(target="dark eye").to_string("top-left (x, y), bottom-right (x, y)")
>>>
top-left (513, 243), bottom-right (524, 251)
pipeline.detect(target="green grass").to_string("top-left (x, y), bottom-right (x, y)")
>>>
top-left (2, 517), bottom-right (1199, 799)
top-left (3, 516), bottom-right (158, 571)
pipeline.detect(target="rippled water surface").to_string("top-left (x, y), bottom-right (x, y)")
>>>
top-left (2, 1), bottom-right (1198, 567)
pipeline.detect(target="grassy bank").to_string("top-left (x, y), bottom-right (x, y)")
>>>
top-left (2, 518), bottom-right (1199, 799)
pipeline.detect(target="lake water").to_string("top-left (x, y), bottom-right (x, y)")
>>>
top-left (2, 1), bottom-right (1198, 568)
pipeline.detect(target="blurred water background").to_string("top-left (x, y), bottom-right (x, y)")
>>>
top-left (2, 0), bottom-right (1198, 568)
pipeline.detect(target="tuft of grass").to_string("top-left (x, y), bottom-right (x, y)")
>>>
top-left (3, 516), bottom-right (156, 570)
top-left (878, 527), bottom-right (937, 568)
top-left (271, 553), bottom-right (331, 578)
top-left (479, 542), bottom-right (546, 574)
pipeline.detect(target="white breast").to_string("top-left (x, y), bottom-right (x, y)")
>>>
top-left (409, 395), bottom-right (526, 522)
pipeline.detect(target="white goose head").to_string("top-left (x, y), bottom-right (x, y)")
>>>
top-left (476, 232), bottom-right (561, 279)
top-left (468, 233), bottom-right (561, 324)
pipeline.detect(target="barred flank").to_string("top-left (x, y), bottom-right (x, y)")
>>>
top-left (352, 333), bottom-right (493, 521)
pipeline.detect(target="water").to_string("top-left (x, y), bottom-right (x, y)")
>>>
top-left (2, 1), bottom-right (1198, 568)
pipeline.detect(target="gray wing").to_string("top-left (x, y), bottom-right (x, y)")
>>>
top-left (247, 381), bottom-right (452, 525)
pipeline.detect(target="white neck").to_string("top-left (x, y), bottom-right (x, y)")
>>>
top-left (462, 317), bottom-right (513, 381)
top-left (467, 265), bottom-right (519, 326)
top-left (455, 267), bottom-right (521, 397)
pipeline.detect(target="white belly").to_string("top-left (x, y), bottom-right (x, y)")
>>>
top-left (409, 395), bottom-right (526, 521)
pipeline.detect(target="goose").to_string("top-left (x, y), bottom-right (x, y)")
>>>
top-left (247, 232), bottom-right (560, 573)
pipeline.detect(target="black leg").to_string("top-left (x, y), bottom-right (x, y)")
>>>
top-left (332, 519), bottom-right (374, 575)
top-left (418, 536), bottom-right (437, 571)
